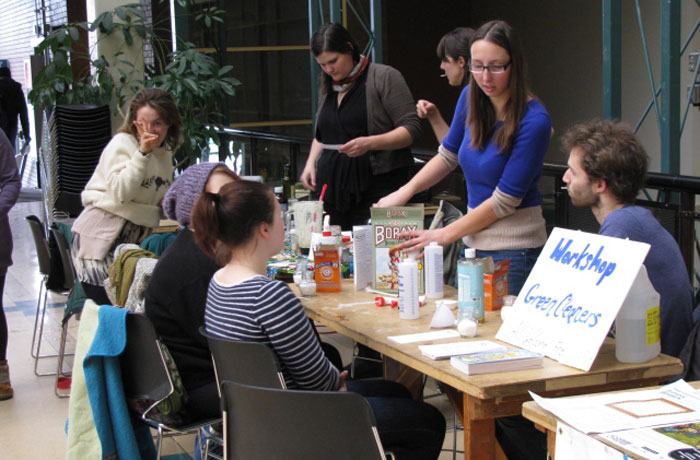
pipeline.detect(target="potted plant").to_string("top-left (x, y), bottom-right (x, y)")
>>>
top-left (28, 2), bottom-right (240, 166)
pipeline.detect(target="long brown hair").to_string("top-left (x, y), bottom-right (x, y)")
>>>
top-left (118, 87), bottom-right (183, 152)
top-left (191, 180), bottom-right (276, 266)
top-left (467, 20), bottom-right (530, 153)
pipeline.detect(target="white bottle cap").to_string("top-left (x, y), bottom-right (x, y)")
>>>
top-left (429, 241), bottom-right (439, 247)
top-left (465, 248), bottom-right (476, 258)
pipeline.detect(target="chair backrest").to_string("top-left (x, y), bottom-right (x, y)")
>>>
top-left (120, 313), bottom-right (173, 419)
top-left (25, 215), bottom-right (50, 275)
top-left (49, 227), bottom-right (75, 288)
top-left (220, 381), bottom-right (386, 460)
top-left (200, 326), bottom-right (286, 392)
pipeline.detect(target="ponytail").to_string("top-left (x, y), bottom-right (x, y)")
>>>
top-left (192, 191), bottom-right (223, 261)
top-left (192, 180), bottom-right (277, 265)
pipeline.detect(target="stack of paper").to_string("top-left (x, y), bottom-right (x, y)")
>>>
top-left (450, 349), bottom-right (543, 375)
top-left (418, 340), bottom-right (506, 360)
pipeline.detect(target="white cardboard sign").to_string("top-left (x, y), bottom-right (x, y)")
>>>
top-left (495, 227), bottom-right (650, 371)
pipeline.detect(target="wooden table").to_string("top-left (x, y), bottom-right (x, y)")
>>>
top-left (294, 279), bottom-right (684, 460)
top-left (522, 381), bottom-right (699, 459)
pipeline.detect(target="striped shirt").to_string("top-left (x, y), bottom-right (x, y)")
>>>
top-left (205, 274), bottom-right (340, 391)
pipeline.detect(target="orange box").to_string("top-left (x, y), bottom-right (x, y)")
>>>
top-left (314, 246), bottom-right (341, 292)
top-left (484, 259), bottom-right (510, 311)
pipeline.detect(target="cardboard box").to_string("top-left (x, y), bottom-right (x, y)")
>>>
top-left (371, 206), bottom-right (424, 293)
top-left (484, 259), bottom-right (510, 311)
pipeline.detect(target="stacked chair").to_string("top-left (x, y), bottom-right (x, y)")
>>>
top-left (43, 104), bottom-right (110, 219)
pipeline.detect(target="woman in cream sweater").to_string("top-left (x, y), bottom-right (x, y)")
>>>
top-left (71, 88), bottom-right (182, 304)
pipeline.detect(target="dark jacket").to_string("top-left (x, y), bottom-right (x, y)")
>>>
top-left (316, 63), bottom-right (421, 175)
top-left (0, 76), bottom-right (30, 146)
top-left (144, 229), bottom-right (217, 392)
top-left (0, 129), bottom-right (20, 276)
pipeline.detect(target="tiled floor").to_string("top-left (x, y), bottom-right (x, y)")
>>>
top-left (0, 197), bottom-right (462, 459)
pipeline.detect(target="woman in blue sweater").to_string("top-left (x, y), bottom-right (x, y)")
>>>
top-left (378, 20), bottom-right (551, 296)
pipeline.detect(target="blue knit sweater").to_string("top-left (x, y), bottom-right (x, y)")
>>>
top-left (443, 86), bottom-right (551, 210)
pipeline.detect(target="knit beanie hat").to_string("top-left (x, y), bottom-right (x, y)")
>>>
top-left (163, 162), bottom-right (225, 227)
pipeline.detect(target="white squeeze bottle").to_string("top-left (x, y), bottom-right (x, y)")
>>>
top-left (424, 242), bottom-right (444, 299)
top-left (398, 258), bottom-right (420, 320)
top-left (615, 265), bottom-right (661, 363)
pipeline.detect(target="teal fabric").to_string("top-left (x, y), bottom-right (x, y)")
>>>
top-left (140, 232), bottom-right (177, 256)
top-left (63, 280), bottom-right (87, 325)
top-left (84, 305), bottom-right (156, 460)
top-left (54, 221), bottom-right (73, 246)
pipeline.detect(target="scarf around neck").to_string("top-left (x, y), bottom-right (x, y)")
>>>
top-left (332, 55), bottom-right (369, 93)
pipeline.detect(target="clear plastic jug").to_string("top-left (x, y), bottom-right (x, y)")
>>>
top-left (615, 265), bottom-right (661, 363)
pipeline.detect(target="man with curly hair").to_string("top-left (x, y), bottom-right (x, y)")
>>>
top-left (562, 119), bottom-right (693, 357)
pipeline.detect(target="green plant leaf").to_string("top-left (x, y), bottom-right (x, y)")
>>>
top-left (115, 7), bottom-right (128, 21)
top-left (133, 24), bottom-right (147, 38)
top-left (102, 13), bottom-right (114, 33)
top-left (123, 27), bottom-right (133, 46)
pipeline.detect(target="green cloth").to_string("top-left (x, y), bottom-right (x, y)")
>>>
top-left (108, 249), bottom-right (157, 306)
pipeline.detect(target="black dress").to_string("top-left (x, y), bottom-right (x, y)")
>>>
top-left (315, 66), bottom-right (412, 230)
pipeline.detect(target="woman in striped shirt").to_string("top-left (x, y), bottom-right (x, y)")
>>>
top-left (192, 180), bottom-right (445, 460)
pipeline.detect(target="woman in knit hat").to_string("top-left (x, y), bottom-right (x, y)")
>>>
top-left (71, 88), bottom-right (183, 305)
top-left (144, 162), bottom-right (238, 421)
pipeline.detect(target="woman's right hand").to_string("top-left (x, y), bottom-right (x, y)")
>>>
top-left (300, 161), bottom-right (316, 191)
top-left (376, 187), bottom-right (412, 208)
top-left (416, 99), bottom-right (437, 119)
top-left (133, 121), bottom-right (159, 154)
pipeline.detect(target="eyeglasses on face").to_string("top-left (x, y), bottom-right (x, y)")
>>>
top-left (468, 61), bottom-right (512, 74)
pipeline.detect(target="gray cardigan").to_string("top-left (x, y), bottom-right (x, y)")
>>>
top-left (316, 63), bottom-right (421, 175)
top-left (0, 130), bottom-right (20, 275)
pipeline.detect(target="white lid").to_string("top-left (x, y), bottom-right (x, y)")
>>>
top-left (429, 241), bottom-right (439, 246)
top-left (465, 248), bottom-right (476, 258)
top-left (274, 186), bottom-right (283, 193)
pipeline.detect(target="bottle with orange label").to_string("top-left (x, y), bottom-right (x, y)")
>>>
top-left (314, 231), bottom-right (341, 292)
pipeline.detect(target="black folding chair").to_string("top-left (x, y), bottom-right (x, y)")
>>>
top-left (49, 226), bottom-right (81, 398)
top-left (121, 314), bottom-right (222, 460)
top-left (200, 326), bottom-right (286, 393)
top-left (220, 381), bottom-right (394, 460)
top-left (25, 215), bottom-right (71, 376)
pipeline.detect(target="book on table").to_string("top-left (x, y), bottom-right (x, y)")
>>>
top-left (450, 349), bottom-right (543, 375)
top-left (418, 340), bottom-right (507, 360)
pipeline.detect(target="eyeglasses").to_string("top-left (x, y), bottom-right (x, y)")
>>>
top-left (468, 61), bottom-right (511, 74)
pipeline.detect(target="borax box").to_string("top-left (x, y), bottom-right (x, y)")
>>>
top-left (371, 206), bottom-right (424, 293)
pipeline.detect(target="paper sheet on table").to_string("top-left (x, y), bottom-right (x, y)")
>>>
top-left (388, 329), bottom-right (460, 344)
top-left (530, 380), bottom-right (700, 435)
top-left (555, 423), bottom-right (627, 460)
top-left (320, 143), bottom-right (342, 151)
top-left (599, 420), bottom-right (700, 459)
